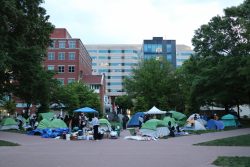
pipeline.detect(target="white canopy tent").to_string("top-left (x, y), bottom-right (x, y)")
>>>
top-left (144, 106), bottom-right (166, 115)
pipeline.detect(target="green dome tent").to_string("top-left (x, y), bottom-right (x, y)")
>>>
top-left (141, 119), bottom-right (166, 131)
top-left (140, 119), bottom-right (170, 138)
top-left (99, 118), bottom-right (112, 133)
top-left (221, 114), bottom-right (239, 127)
top-left (99, 118), bottom-right (111, 126)
top-left (37, 119), bottom-right (51, 129)
top-left (163, 117), bottom-right (176, 127)
top-left (168, 111), bottom-right (187, 126)
top-left (49, 119), bottom-right (67, 128)
top-left (38, 112), bottom-right (55, 121)
top-left (0, 117), bottom-right (18, 130)
top-left (1, 117), bottom-right (17, 126)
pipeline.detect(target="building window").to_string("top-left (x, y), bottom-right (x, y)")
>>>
top-left (58, 52), bottom-right (65, 60)
top-left (68, 41), bottom-right (76, 48)
top-left (47, 65), bottom-right (54, 71)
top-left (167, 54), bottom-right (172, 61)
top-left (59, 41), bottom-right (66, 48)
top-left (99, 50), bottom-right (109, 53)
top-left (48, 52), bottom-right (55, 60)
top-left (88, 50), bottom-right (98, 53)
top-left (91, 56), bottom-right (97, 60)
top-left (57, 78), bottom-right (64, 85)
top-left (68, 78), bottom-right (75, 84)
top-left (49, 41), bottom-right (55, 48)
top-left (58, 65), bottom-right (64, 73)
top-left (99, 56), bottom-right (109, 59)
top-left (166, 44), bottom-right (172, 52)
top-left (110, 50), bottom-right (122, 53)
top-left (68, 65), bottom-right (75, 73)
top-left (69, 52), bottom-right (75, 60)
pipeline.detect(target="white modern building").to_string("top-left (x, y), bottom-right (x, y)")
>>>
top-left (176, 44), bottom-right (194, 67)
top-left (85, 44), bottom-right (142, 110)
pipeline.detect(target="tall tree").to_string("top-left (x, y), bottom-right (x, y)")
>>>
top-left (190, 0), bottom-right (250, 114)
top-left (0, 0), bottom-right (54, 114)
top-left (115, 95), bottom-right (133, 114)
top-left (57, 82), bottom-right (101, 116)
top-left (125, 59), bottom-right (178, 111)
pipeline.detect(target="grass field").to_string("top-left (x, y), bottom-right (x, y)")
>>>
top-left (213, 156), bottom-right (250, 167)
top-left (194, 134), bottom-right (250, 146)
top-left (0, 140), bottom-right (19, 146)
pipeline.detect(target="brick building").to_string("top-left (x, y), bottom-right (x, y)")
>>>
top-left (42, 28), bottom-right (106, 114)
top-left (44, 28), bottom-right (92, 84)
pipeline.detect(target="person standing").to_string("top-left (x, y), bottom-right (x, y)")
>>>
top-left (91, 114), bottom-right (100, 140)
top-left (122, 114), bottom-right (129, 130)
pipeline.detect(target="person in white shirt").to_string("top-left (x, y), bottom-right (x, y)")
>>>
top-left (91, 115), bottom-right (99, 140)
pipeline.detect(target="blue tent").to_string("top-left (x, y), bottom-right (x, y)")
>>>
top-left (207, 119), bottom-right (224, 130)
top-left (127, 112), bottom-right (145, 128)
top-left (74, 107), bottom-right (98, 113)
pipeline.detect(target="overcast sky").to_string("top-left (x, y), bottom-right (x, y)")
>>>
top-left (43, 0), bottom-right (244, 47)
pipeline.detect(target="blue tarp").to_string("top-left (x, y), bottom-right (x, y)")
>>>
top-left (28, 128), bottom-right (69, 138)
top-left (207, 119), bottom-right (224, 130)
top-left (127, 112), bottom-right (145, 128)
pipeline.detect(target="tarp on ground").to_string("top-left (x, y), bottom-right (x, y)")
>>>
top-left (163, 116), bottom-right (176, 127)
top-left (0, 117), bottom-right (18, 130)
top-left (38, 112), bottom-right (55, 121)
top-left (221, 114), bottom-right (239, 127)
top-left (206, 119), bottom-right (224, 130)
top-left (28, 128), bottom-right (69, 138)
top-left (37, 119), bottom-right (51, 129)
top-left (140, 127), bottom-right (170, 138)
top-left (49, 119), bottom-right (67, 129)
top-left (99, 118), bottom-right (112, 132)
top-left (144, 106), bottom-right (166, 115)
top-left (127, 112), bottom-right (145, 128)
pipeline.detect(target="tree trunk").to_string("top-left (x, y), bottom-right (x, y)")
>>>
top-left (237, 103), bottom-right (240, 119)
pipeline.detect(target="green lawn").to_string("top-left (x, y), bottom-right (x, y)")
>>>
top-left (195, 134), bottom-right (250, 146)
top-left (0, 140), bottom-right (19, 146)
top-left (213, 156), bottom-right (250, 167)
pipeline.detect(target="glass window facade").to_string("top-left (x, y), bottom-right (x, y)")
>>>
top-left (99, 56), bottom-right (109, 59)
top-left (99, 50), bottom-right (109, 53)
top-left (143, 37), bottom-right (176, 67)
top-left (110, 50), bottom-right (122, 53)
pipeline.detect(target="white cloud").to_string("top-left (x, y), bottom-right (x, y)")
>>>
top-left (43, 0), bottom-right (244, 47)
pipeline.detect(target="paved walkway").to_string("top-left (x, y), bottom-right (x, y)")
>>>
top-left (0, 128), bottom-right (250, 167)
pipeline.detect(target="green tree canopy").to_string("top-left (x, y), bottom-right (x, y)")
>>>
top-left (55, 82), bottom-right (101, 116)
top-left (115, 95), bottom-right (133, 114)
top-left (125, 59), bottom-right (180, 111)
top-left (188, 0), bottom-right (250, 114)
top-left (0, 0), bottom-right (54, 115)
